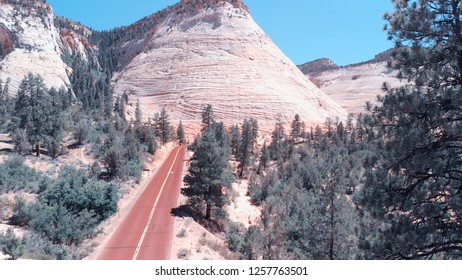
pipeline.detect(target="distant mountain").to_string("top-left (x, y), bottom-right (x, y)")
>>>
top-left (298, 58), bottom-right (339, 76)
top-left (298, 49), bottom-right (403, 114)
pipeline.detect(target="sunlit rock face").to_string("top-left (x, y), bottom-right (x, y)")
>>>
top-left (113, 0), bottom-right (347, 133)
top-left (0, 1), bottom-right (69, 92)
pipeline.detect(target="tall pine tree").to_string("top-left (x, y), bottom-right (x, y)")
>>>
top-left (182, 123), bottom-right (233, 221)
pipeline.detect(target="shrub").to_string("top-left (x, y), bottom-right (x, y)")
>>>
top-left (0, 228), bottom-right (24, 260)
top-left (0, 156), bottom-right (43, 193)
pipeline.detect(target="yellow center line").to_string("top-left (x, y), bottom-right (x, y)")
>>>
top-left (132, 146), bottom-right (182, 260)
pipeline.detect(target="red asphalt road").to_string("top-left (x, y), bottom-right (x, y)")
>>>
top-left (98, 146), bottom-right (186, 260)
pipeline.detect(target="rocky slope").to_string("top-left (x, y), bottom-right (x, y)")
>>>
top-left (111, 0), bottom-right (347, 132)
top-left (0, 0), bottom-right (95, 93)
top-left (300, 50), bottom-right (404, 114)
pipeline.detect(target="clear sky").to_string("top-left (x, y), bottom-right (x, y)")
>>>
top-left (47, 0), bottom-right (395, 66)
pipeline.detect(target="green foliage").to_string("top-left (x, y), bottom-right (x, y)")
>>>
top-left (10, 196), bottom-right (33, 227)
top-left (355, 0), bottom-right (462, 260)
top-left (201, 104), bottom-right (214, 132)
top-left (73, 118), bottom-right (90, 146)
top-left (0, 78), bottom-right (12, 133)
top-left (17, 166), bottom-right (119, 247)
top-left (39, 166), bottom-right (118, 222)
top-left (290, 114), bottom-right (304, 141)
top-left (357, 85), bottom-right (462, 259)
top-left (229, 124), bottom-right (240, 158)
top-left (0, 156), bottom-right (43, 193)
top-left (268, 114), bottom-right (287, 160)
top-left (385, 0), bottom-right (462, 88)
top-left (177, 120), bottom-right (186, 145)
top-left (0, 228), bottom-right (24, 260)
top-left (30, 204), bottom-right (99, 246)
top-left (240, 118), bottom-right (366, 260)
top-left (183, 122), bottom-right (234, 221)
top-left (10, 74), bottom-right (65, 157)
top-left (11, 129), bottom-right (32, 156)
top-left (152, 108), bottom-right (171, 145)
top-left (237, 118), bottom-right (258, 177)
top-left (225, 222), bottom-right (261, 260)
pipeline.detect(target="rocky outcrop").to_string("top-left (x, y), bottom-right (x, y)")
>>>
top-left (57, 17), bottom-right (95, 61)
top-left (298, 58), bottom-right (339, 76)
top-left (0, 25), bottom-right (15, 57)
top-left (114, 0), bottom-right (347, 133)
top-left (0, 1), bottom-right (70, 92)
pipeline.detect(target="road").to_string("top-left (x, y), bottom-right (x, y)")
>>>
top-left (98, 145), bottom-right (187, 260)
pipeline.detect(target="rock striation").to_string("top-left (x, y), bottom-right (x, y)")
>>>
top-left (0, 1), bottom-right (70, 91)
top-left (113, 0), bottom-right (347, 133)
top-left (300, 50), bottom-right (404, 114)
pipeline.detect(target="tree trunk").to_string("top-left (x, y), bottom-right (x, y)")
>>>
top-left (35, 144), bottom-right (40, 157)
top-left (205, 202), bottom-right (211, 220)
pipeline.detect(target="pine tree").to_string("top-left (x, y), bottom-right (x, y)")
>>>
top-left (134, 99), bottom-right (142, 129)
top-left (290, 114), bottom-right (303, 142)
top-left (357, 0), bottom-right (462, 259)
top-left (269, 114), bottom-right (286, 160)
top-left (11, 74), bottom-right (58, 157)
top-left (182, 123), bottom-right (233, 221)
top-left (158, 107), bottom-right (171, 145)
top-left (257, 142), bottom-right (268, 174)
top-left (237, 119), bottom-right (253, 177)
top-left (201, 104), bottom-right (214, 132)
top-left (229, 124), bottom-right (240, 158)
top-left (385, 0), bottom-right (462, 88)
top-left (177, 120), bottom-right (186, 145)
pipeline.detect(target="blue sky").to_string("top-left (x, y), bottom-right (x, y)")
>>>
top-left (47, 0), bottom-right (394, 66)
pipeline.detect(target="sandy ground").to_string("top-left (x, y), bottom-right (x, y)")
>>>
top-left (84, 143), bottom-right (176, 260)
top-left (169, 173), bottom-right (260, 260)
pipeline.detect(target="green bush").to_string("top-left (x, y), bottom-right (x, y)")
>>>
top-left (10, 196), bottom-right (33, 226)
top-left (0, 228), bottom-right (24, 260)
top-left (0, 156), bottom-right (43, 193)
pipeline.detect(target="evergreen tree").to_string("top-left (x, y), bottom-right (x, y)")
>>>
top-left (357, 0), bottom-right (462, 259)
top-left (177, 120), bottom-right (186, 145)
top-left (229, 124), bottom-right (240, 159)
top-left (201, 104), bottom-right (214, 132)
top-left (237, 119), bottom-right (253, 177)
top-left (290, 114), bottom-right (303, 141)
top-left (269, 114), bottom-right (286, 160)
top-left (0, 228), bottom-right (24, 260)
top-left (157, 107), bottom-right (171, 145)
top-left (134, 99), bottom-right (142, 127)
top-left (0, 79), bottom-right (12, 132)
top-left (257, 142), bottom-right (268, 174)
top-left (11, 74), bottom-right (61, 157)
top-left (385, 0), bottom-right (462, 88)
top-left (182, 123), bottom-right (233, 221)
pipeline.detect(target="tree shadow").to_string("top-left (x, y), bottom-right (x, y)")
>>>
top-left (171, 205), bottom-right (223, 233)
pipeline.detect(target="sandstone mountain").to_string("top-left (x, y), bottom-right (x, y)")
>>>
top-left (0, 0), bottom-right (347, 133)
top-left (300, 50), bottom-right (404, 114)
top-left (109, 0), bottom-right (347, 132)
top-left (0, 0), bottom-right (95, 92)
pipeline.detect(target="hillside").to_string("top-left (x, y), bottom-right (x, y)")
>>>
top-left (106, 0), bottom-right (347, 132)
top-left (299, 49), bottom-right (404, 114)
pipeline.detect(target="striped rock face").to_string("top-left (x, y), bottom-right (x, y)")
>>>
top-left (114, 0), bottom-right (347, 134)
